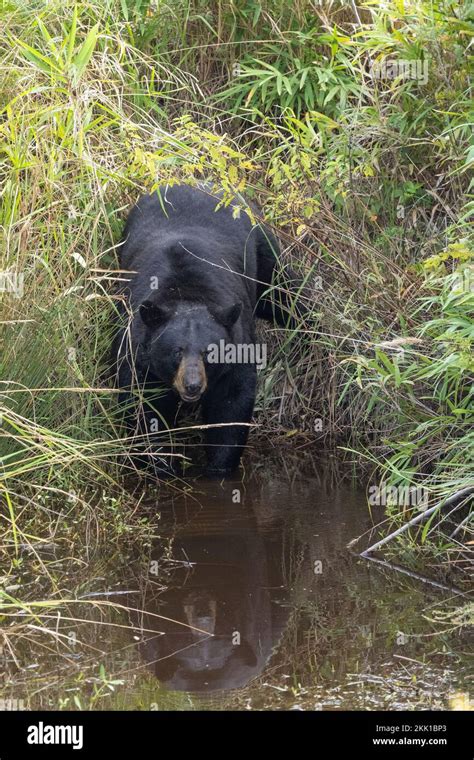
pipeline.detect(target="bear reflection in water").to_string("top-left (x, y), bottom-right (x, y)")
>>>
top-left (129, 455), bottom-right (368, 693)
top-left (130, 474), bottom-right (292, 693)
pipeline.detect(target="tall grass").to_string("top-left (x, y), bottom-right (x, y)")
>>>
top-left (0, 0), bottom-right (472, 572)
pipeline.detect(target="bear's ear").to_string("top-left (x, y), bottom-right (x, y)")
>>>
top-left (139, 300), bottom-right (170, 328)
top-left (213, 302), bottom-right (242, 328)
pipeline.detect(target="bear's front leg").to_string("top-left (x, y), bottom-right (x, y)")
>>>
top-left (201, 365), bottom-right (257, 477)
top-left (134, 388), bottom-right (181, 476)
top-left (117, 362), bottom-right (179, 477)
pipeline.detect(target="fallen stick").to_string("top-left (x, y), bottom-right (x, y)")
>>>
top-left (449, 513), bottom-right (472, 540)
top-left (359, 553), bottom-right (468, 597)
top-left (360, 486), bottom-right (474, 557)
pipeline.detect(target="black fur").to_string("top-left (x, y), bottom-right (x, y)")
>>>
top-left (114, 183), bottom-right (298, 477)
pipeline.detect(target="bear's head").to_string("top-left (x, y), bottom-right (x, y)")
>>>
top-left (139, 300), bottom-right (241, 402)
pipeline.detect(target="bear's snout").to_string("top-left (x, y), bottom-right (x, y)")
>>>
top-left (173, 356), bottom-right (207, 402)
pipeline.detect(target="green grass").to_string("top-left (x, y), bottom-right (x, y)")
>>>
top-left (0, 0), bottom-right (472, 683)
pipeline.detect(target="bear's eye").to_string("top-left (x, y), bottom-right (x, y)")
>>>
top-left (173, 347), bottom-right (183, 359)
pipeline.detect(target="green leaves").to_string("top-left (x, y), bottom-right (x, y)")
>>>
top-left (214, 28), bottom-right (360, 119)
top-left (71, 23), bottom-right (99, 85)
top-left (13, 37), bottom-right (67, 81)
top-left (66, 4), bottom-right (78, 65)
top-left (12, 13), bottom-right (99, 85)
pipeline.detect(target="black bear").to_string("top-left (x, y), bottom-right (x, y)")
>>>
top-left (114, 182), bottom-right (299, 477)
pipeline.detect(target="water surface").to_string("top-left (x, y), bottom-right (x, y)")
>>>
top-left (4, 448), bottom-right (471, 711)
top-left (125, 449), bottom-right (471, 709)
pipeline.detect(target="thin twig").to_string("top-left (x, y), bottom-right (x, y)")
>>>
top-left (360, 486), bottom-right (474, 557)
top-left (359, 554), bottom-right (468, 597)
top-left (449, 513), bottom-right (473, 539)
